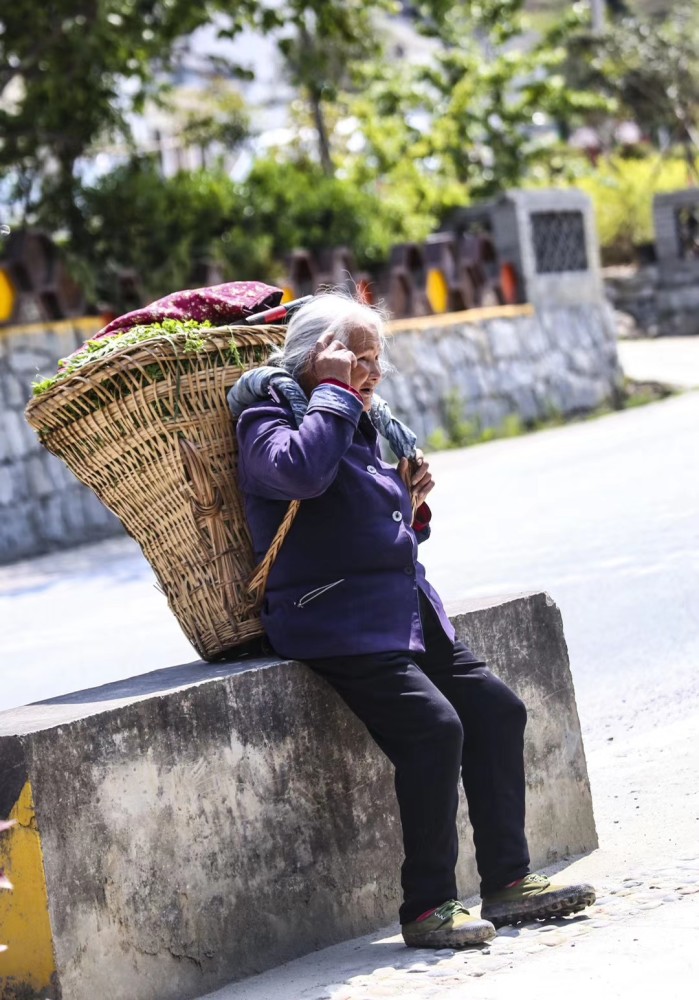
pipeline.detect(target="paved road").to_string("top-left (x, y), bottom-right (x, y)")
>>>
top-left (422, 389), bottom-right (699, 750)
top-left (617, 335), bottom-right (699, 388)
top-left (3, 389), bottom-right (697, 753)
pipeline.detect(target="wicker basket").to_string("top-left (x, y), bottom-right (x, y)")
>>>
top-left (25, 325), bottom-right (286, 661)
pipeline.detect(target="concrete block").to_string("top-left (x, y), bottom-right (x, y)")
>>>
top-left (80, 488), bottom-right (122, 538)
top-left (46, 452), bottom-right (74, 490)
top-left (34, 494), bottom-right (67, 545)
top-left (0, 505), bottom-right (39, 564)
top-left (4, 332), bottom-right (52, 358)
top-left (453, 367), bottom-right (485, 404)
top-left (478, 396), bottom-right (511, 429)
top-left (516, 316), bottom-right (548, 357)
top-left (0, 593), bottom-right (596, 1000)
top-left (508, 385), bottom-right (540, 423)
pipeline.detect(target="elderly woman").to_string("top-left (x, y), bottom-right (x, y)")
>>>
top-left (229, 292), bottom-right (594, 949)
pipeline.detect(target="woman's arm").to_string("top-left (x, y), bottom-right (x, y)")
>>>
top-left (237, 383), bottom-right (363, 501)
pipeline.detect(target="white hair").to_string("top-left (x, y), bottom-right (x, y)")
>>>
top-left (267, 292), bottom-right (391, 378)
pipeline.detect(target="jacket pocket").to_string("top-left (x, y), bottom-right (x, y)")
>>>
top-left (294, 579), bottom-right (345, 608)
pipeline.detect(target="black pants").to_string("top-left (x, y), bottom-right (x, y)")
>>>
top-left (306, 591), bottom-right (531, 924)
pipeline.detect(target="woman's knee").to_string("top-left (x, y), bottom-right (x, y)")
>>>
top-left (509, 692), bottom-right (527, 732)
top-left (422, 705), bottom-right (464, 754)
top-left (484, 673), bottom-right (528, 730)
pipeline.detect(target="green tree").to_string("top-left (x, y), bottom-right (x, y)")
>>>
top-left (166, 81), bottom-right (250, 168)
top-left (225, 1), bottom-right (474, 175)
top-left (238, 155), bottom-right (414, 267)
top-left (548, 3), bottom-right (699, 157)
top-left (270, 1), bottom-right (393, 175)
top-left (0, 2), bottom-right (453, 230)
top-left (335, 0), bottom-right (607, 214)
top-left (65, 153), bottom-right (426, 306)
top-left (70, 159), bottom-right (258, 306)
top-left (0, 1), bottom-right (258, 240)
top-left (599, 8), bottom-right (699, 171)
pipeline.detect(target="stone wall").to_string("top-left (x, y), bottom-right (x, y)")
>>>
top-left (604, 263), bottom-right (699, 338)
top-left (381, 303), bottom-right (622, 447)
top-left (0, 592), bottom-right (597, 1000)
top-left (0, 318), bottom-right (122, 564)
top-left (0, 303), bottom-right (621, 565)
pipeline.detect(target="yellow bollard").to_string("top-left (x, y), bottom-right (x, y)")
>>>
top-left (426, 267), bottom-right (449, 313)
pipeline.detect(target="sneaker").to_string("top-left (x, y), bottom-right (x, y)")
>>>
top-left (402, 899), bottom-right (496, 948)
top-left (481, 873), bottom-right (596, 928)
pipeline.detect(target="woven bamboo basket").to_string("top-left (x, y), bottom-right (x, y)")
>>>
top-left (25, 325), bottom-right (286, 660)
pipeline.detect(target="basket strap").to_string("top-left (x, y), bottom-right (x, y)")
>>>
top-left (400, 457), bottom-right (421, 520)
top-left (246, 499), bottom-right (302, 611)
top-left (247, 457), bottom-right (420, 613)
top-left (179, 437), bottom-right (301, 617)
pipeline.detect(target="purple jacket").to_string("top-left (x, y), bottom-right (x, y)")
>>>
top-left (236, 382), bottom-right (455, 658)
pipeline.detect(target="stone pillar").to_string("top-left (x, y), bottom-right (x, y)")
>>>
top-left (653, 188), bottom-right (699, 264)
top-left (649, 189), bottom-right (699, 335)
top-left (489, 188), bottom-right (605, 308)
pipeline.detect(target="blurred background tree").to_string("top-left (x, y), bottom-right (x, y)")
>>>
top-left (0, 1), bottom-right (252, 242)
top-left (341, 0), bottom-right (608, 204)
top-left (254, 0), bottom-right (395, 176)
top-left (1, 1), bottom-right (698, 302)
top-left (70, 155), bottom-right (404, 305)
top-left (550, 2), bottom-right (699, 156)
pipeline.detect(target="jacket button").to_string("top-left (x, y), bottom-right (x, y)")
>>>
top-left (403, 566), bottom-right (413, 575)
top-left (367, 465), bottom-right (377, 474)
top-left (392, 510), bottom-right (403, 522)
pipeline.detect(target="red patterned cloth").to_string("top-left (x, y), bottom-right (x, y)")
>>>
top-left (94, 281), bottom-right (283, 340)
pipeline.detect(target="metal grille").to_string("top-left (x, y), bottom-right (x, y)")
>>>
top-left (530, 211), bottom-right (588, 273)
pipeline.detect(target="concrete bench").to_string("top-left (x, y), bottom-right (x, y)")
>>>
top-left (0, 592), bottom-right (597, 1000)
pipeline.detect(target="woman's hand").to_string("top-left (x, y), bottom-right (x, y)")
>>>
top-left (398, 449), bottom-right (434, 506)
top-left (310, 330), bottom-right (358, 386)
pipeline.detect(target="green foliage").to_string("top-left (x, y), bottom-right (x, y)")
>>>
top-left (602, 8), bottom-right (699, 162)
top-left (549, 2), bottom-right (699, 156)
top-left (339, 0), bottom-right (610, 204)
top-left (66, 153), bottom-right (439, 304)
top-left (171, 83), bottom-right (250, 156)
top-left (555, 155), bottom-right (694, 261)
top-left (71, 160), bottom-right (269, 305)
top-left (426, 389), bottom-right (489, 450)
top-left (267, 0), bottom-right (396, 173)
top-left (5, 1), bottom-right (692, 298)
top-left (0, 1), bottom-right (436, 224)
top-left (238, 157), bottom-right (427, 269)
top-left (425, 379), bottom-right (671, 453)
top-left (32, 319), bottom-right (213, 396)
top-left (0, 1), bottom-right (231, 233)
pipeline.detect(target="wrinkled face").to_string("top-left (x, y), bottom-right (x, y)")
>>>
top-left (346, 325), bottom-right (382, 411)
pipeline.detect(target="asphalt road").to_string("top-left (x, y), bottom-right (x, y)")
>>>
top-left (421, 389), bottom-right (699, 749)
top-left (1, 390), bottom-right (698, 750)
